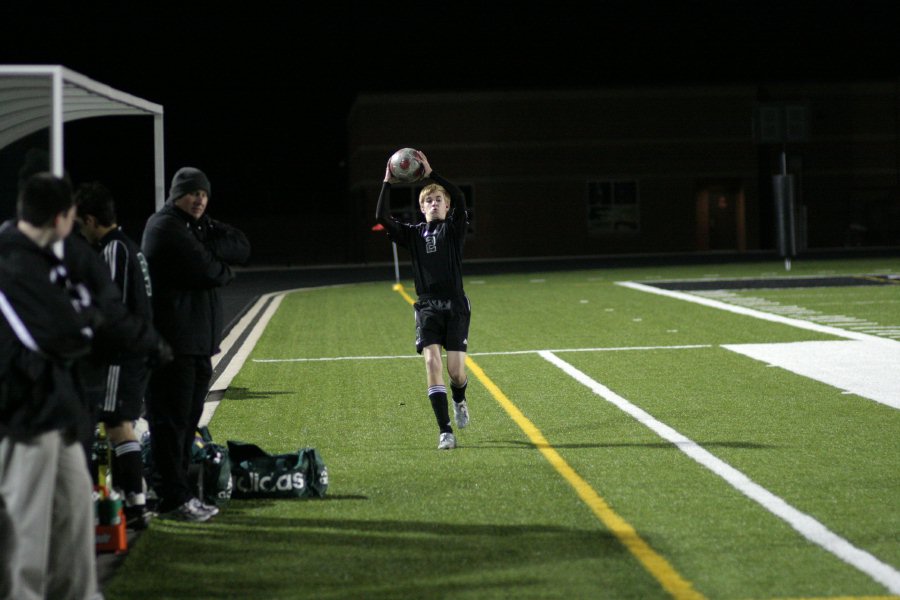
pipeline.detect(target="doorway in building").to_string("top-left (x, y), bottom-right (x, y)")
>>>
top-left (695, 181), bottom-right (746, 251)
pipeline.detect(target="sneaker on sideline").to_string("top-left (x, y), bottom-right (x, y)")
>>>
top-left (199, 499), bottom-right (219, 517)
top-left (161, 498), bottom-right (216, 522)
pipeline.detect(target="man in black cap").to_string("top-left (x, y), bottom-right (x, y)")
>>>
top-left (141, 167), bottom-right (250, 521)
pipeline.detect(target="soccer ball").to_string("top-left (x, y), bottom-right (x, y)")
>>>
top-left (388, 148), bottom-right (425, 183)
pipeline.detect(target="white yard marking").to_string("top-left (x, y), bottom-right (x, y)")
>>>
top-left (617, 280), bottom-right (900, 410)
top-left (539, 350), bottom-right (900, 594)
top-left (723, 340), bottom-right (900, 410)
top-left (251, 344), bottom-right (712, 363)
top-left (254, 353), bottom-right (421, 363)
top-left (616, 281), bottom-right (890, 343)
top-left (692, 289), bottom-right (900, 341)
top-left (208, 281), bottom-right (899, 591)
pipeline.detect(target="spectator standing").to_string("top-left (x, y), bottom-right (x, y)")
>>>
top-left (141, 167), bottom-right (250, 521)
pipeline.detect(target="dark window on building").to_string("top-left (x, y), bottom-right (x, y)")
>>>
top-left (587, 180), bottom-right (639, 233)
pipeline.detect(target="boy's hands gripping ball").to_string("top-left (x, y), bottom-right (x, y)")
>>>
top-left (388, 148), bottom-right (425, 183)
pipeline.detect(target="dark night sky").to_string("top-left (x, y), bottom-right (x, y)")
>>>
top-left (2, 1), bottom-right (899, 262)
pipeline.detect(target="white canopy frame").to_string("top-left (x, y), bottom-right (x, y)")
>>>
top-left (0, 65), bottom-right (165, 209)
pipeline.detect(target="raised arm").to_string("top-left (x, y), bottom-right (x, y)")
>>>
top-left (376, 160), bottom-right (402, 225)
top-left (416, 150), bottom-right (466, 222)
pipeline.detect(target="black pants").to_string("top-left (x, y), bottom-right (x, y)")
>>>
top-left (146, 354), bottom-right (212, 511)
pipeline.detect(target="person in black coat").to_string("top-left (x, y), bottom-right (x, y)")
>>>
top-left (13, 155), bottom-right (171, 464)
top-left (62, 228), bottom-right (171, 462)
top-left (141, 166), bottom-right (250, 521)
top-left (0, 173), bottom-right (102, 600)
top-left (77, 181), bottom-right (162, 529)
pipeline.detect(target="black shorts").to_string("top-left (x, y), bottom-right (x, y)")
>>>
top-left (414, 297), bottom-right (471, 354)
top-left (98, 362), bottom-right (149, 424)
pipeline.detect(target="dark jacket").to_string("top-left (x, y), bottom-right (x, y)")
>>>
top-left (95, 226), bottom-right (155, 410)
top-left (376, 171), bottom-right (469, 301)
top-left (0, 224), bottom-right (94, 438)
top-left (98, 227), bottom-right (154, 324)
top-left (59, 229), bottom-right (169, 442)
top-left (64, 230), bottom-right (162, 363)
top-left (141, 202), bottom-right (250, 356)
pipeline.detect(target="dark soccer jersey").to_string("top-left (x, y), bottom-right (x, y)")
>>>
top-left (377, 172), bottom-right (468, 301)
top-left (99, 227), bottom-right (153, 323)
top-left (97, 226), bottom-right (154, 410)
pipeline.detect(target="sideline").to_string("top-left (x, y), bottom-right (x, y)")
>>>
top-left (200, 291), bottom-right (286, 426)
top-left (99, 290), bottom-right (286, 590)
top-left (393, 283), bottom-right (705, 600)
top-left (541, 350), bottom-right (900, 594)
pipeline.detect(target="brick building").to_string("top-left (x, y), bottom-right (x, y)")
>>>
top-left (348, 82), bottom-right (900, 264)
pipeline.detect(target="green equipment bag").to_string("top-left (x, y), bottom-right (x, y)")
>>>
top-left (227, 441), bottom-right (328, 499)
top-left (190, 426), bottom-right (233, 506)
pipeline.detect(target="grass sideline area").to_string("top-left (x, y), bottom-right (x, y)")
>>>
top-left (105, 258), bottom-right (899, 599)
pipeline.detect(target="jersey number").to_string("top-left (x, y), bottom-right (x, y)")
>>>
top-left (425, 235), bottom-right (437, 254)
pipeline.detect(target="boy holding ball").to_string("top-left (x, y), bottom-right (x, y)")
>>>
top-left (375, 150), bottom-right (471, 450)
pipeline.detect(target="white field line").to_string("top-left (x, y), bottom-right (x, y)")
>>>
top-left (201, 291), bottom-right (285, 426)
top-left (615, 281), bottom-right (896, 345)
top-left (723, 340), bottom-right (900, 410)
top-left (692, 289), bottom-right (900, 341)
top-left (617, 280), bottom-right (900, 408)
top-left (211, 292), bottom-right (284, 382)
top-left (253, 353), bottom-right (420, 363)
top-left (251, 344), bottom-right (712, 363)
top-left (539, 350), bottom-right (900, 594)
top-left (203, 282), bottom-right (898, 590)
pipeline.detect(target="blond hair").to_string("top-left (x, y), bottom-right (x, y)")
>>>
top-left (418, 183), bottom-right (450, 208)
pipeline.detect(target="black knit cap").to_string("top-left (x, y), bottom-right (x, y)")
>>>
top-left (167, 167), bottom-right (211, 202)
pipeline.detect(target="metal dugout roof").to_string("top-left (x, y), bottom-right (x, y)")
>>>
top-left (0, 65), bottom-right (165, 208)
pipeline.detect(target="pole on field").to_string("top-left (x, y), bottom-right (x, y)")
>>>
top-left (392, 242), bottom-right (400, 284)
top-left (773, 148), bottom-right (796, 272)
top-left (755, 104), bottom-right (808, 273)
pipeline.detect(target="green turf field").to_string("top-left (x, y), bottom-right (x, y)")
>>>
top-left (105, 258), bottom-right (900, 599)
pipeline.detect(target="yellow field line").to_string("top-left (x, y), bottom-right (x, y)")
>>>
top-left (392, 283), bottom-right (704, 600)
top-left (392, 283), bottom-right (416, 304)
